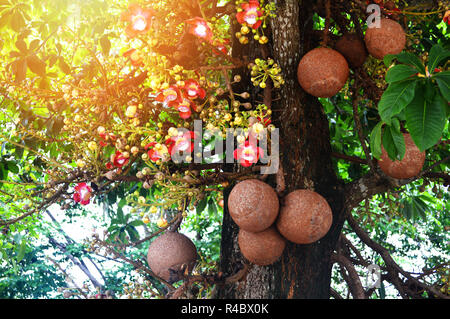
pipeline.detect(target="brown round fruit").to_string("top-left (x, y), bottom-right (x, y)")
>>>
top-left (277, 190), bottom-right (333, 244)
top-left (378, 133), bottom-right (425, 179)
top-left (297, 47), bottom-right (349, 98)
top-left (335, 33), bottom-right (368, 68)
top-left (227, 179), bottom-right (279, 233)
top-left (238, 226), bottom-right (286, 266)
top-left (147, 231), bottom-right (198, 283)
top-left (364, 18), bottom-right (406, 59)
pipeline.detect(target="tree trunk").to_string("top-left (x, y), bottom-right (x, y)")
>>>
top-left (217, 0), bottom-right (348, 299)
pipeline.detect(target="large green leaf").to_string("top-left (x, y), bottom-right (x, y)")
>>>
top-left (27, 55), bottom-right (46, 77)
top-left (100, 35), bottom-right (111, 56)
top-left (10, 10), bottom-right (25, 32)
top-left (370, 122), bottom-right (383, 160)
top-left (382, 123), bottom-right (406, 161)
top-left (378, 79), bottom-right (417, 125)
top-left (16, 240), bottom-right (26, 262)
top-left (433, 71), bottom-right (450, 102)
top-left (428, 44), bottom-right (450, 73)
top-left (405, 86), bottom-right (447, 151)
top-left (385, 65), bottom-right (418, 83)
top-left (400, 196), bottom-right (429, 221)
top-left (384, 52), bottom-right (426, 75)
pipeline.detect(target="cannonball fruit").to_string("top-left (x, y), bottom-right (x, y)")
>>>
top-left (364, 18), bottom-right (406, 59)
top-left (378, 133), bottom-right (425, 179)
top-left (297, 47), bottom-right (349, 98)
top-left (228, 179), bottom-right (279, 233)
top-left (277, 190), bottom-right (333, 244)
top-left (147, 231), bottom-right (198, 283)
top-left (335, 33), bottom-right (368, 68)
top-left (238, 226), bottom-right (286, 266)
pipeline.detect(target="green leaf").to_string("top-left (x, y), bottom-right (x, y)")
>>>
top-left (16, 240), bottom-right (26, 262)
top-left (39, 77), bottom-right (50, 90)
top-left (412, 197), bottom-right (428, 221)
top-left (370, 122), bottom-right (383, 159)
top-left (401, 201), bottom-right (413, 220)
top-left (385, 65), bottom-right (418, 83)
top-left (384, 52), bottom-right (426, 75)
top-left (15, 39), bottom-right (27, 53)
top-left (391, 117), bottom-right (401, 133)
top-left (29, 39), bottom-right (40, 51)
top-left (196, 197), bottom-right (208, 214)
top-left (405, 86), bottom-right (447, 151)
top-left (382, 124), bottom-right (405, 161)
top-left (13, 58), bottom-right (27, 83)
top-left (433, 71), bottom-right (450, 101)
top-left (126, 226), bottom-right (139, 242)
top-left (128, 220), bottom-right (144, 227)
top-left (58, 57), bottom-right (71, 74)
top-left (208, 198), bottom-right (218, 217)
top-left (100, 35), bottom-right (111, 56)
top-left (116, 206), bottom-right (125, 224)
top-left (0, 10), bottom-right (12, 29)
top-left (10, 10), bottom-right (25, 32)
top-left (27, 55), bottom-right (46, 76)
top-left (6, 160), bottom-right (19, 174)
top-left (428, 44), bottom-right (450, 72)
top-left (378, 79), bottom-right (417, 125)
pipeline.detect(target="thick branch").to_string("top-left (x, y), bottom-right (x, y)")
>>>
top-left (332, 253), bottom-right (366, 299)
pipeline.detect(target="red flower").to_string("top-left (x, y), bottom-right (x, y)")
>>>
top-left (234, 140), bottom-right (263, 167)
top-left (145, 142), bottom-right (170, 162)
top-left (156, 86), bottom-right (183, 104)
top-left (121, 4), bottom-right (154, 38)
top-left (176, 102), bottom-right (192, 119)
top-left (183, 79), bottom-right (206, 100)
top-left (98, 132), bottom-right (116, 147)
top-left (212, 38), bottom-right (230, 55)
top-left (186, 17), bottom-right (213, 43)
top-left (73, 183), bottom-right (93, 205)
top-left (172, 97), bottom-right (195, 120)
top-left (123, 49), bottom-right (144, 67)
top-left (236, 0), bottom-right (263, 30)
top-left (166, 131), bottom-right (196, 155)
top-left (444, 10), bottom-right (450, 25)
top-left (111, 151), bottom-right (129, 168)
top-left (155, 86), bottom-right (198, 119)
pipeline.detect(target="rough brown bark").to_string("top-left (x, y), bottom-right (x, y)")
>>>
top-left (217, 0), bottom-right (347, 299)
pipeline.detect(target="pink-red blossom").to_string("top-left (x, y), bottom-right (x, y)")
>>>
top-left (186, 17), bottom-right (214, 43)
top-left (184, 79), bottom-right (206, 100)
top-left (121, 4), bottom-right (155, 38)
top-left (111, 151), bottom-right (129, 168)
top-left (444, 10), bottom-right (450, 25)
top-left (236, 0), bottom-right (263, 30)
top-left (73, 183), bottom-right (93, 205)
top-left (145, 142), bottom-right (170, 162)
top-left (166, 131), bottom-right (196, 156)
top-left (234, 140), bottom-right (263, 167)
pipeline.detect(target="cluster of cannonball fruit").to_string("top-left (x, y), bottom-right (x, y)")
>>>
top-left (228, 179), bottom-right (333, 266)
top-left (297, 18), bottom-right (425, 180)
top-left (297, 18), bottom-right (406, 98)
